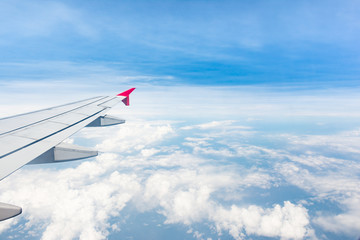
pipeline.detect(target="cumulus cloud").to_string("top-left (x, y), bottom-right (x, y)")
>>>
top-left (138, 167), bottom-right (308, 239)
top-left (277, 160), bottom-right (360, 237)
top-left (180, 120), bottom-right (360, 238)
top-left (0, 153), bottom-right (141, 240)
top-left (213, 201), bottom-right (310, 240)
top-left (0, 157), bottom-right (302, 240)
top-left (0, 120), bottom-right (313, 240)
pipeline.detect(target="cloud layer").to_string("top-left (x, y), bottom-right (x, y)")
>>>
top-left (0, 84), bottom-right (360, 239)
top-left (0, 120), bottom-right (321, 240)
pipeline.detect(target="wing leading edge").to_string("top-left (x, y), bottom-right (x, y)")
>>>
top-left (0, 88), bottom-right (135, 221)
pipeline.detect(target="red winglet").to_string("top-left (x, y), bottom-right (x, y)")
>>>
top-left (117, 88), bottom-right (136, 106)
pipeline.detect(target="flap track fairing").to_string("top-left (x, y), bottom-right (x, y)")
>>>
top-left (0, 202), bottom-right (22, 221)
top-left (86, 115), bottom-right (125, 127)
top-left (27, 143), bottom-right (98, 164)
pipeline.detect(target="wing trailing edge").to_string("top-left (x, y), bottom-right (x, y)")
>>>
top-left (27, 143), bottom-right (98, 164)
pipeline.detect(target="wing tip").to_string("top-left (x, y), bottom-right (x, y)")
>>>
top-left (117, 88), bottom-right (136, 97)
top-left (117, 88), bottom-right (136, 106)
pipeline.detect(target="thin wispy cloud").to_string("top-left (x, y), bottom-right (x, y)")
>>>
top-left (0, 1), bottom-right (95, 39)
top-left (1, 1), bottom-right (360, 85)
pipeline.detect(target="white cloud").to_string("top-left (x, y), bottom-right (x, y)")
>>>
top-left (183, 138), bottom-right (235, 157)
top-left (193, 231), bottom-right (204, 239)
top-left (3, 84), bottom-right (360, 240)
top-left (137, 167), bottom-right (308, 239)
top-left (0, 120), bottom-right (313, 240)
top-left (278, 162), bottom-right (360, 198)
top-left (3, 75), bottom-right (360, 122)
top-left (183, 135), bottom-right (284, 160)
top-left (180, 121), bottom-right (360, 238)
top-left (181, 120), bottom-right (247, 130)
top-left (286, 131), bottom-right (360, 155)
top-left (0, 154), bottom-right (141, 240)
top-left (140, 148), bottom-right (160, 157)
top-left (213, 201), bottom-right (310, 240)
top-left (80, 120), bottom-right (175, 153)
top-left (277, 161), bottom-right (360, 236)
top-left (314, 194), bottom-right (360, 236)
top-left (286, 154), bottom-right (346, 169)
top-left (0, 151), bottom-right (297, 240)
top-left (0, 1), bottom-right (95, 39)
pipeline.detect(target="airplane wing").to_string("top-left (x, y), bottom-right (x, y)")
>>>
top-left (0, 88), bottom-right (135, 221)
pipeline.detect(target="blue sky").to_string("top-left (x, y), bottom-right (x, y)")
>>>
top-left (0, 1), bottom-right (360, 240)
top-left (1, 0), bottom-right (360, 86)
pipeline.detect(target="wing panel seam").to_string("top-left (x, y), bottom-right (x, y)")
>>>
top-left (0, 108), bottom-right (106, 159)
top-left (0, 96), bottom-right (109, 137)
